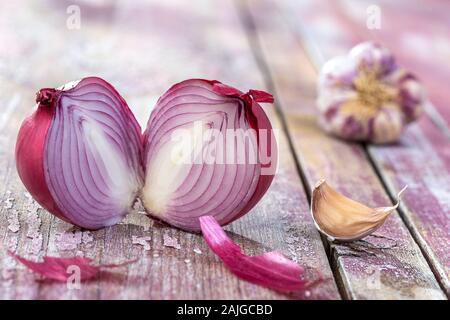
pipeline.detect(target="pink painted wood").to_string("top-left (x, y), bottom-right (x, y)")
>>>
top-left (0, 0), bottom-right (338, 299)
top-left (275, 0), bottom-right (450, 296)
top-left (245, 0), bottom-right (446, 299)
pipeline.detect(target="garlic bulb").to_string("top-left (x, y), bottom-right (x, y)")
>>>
top-left (317, 42), bottom-right (426, 144)
top-left (311, 180), bottom-right (407, 242)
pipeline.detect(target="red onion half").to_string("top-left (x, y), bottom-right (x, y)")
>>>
top-left (16, 77), bottom-right (143, 229)
top-left (142, 79), bottom-right (277, 231)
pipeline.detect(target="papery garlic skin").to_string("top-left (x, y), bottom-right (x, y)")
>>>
top-left (15, 77), bottom-right (144, 229)
top-left (311, 180), bottom-right (406, 242)
top-left (317, 42), bottom-right (426, 144)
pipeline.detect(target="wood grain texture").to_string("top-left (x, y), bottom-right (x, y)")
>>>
top-left (278, 0), bottom-right (450, 296)
top-left (0, 0), bottom-right (338, 299)
top-left (244, 0), bottom-right (446, 299)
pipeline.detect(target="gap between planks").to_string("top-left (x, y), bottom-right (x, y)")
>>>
top-left (0, 0), bottom-right (339, 299)
top-left (287, 4), bottom-right (450, 297)
top-left (286, 0), bottom-right (450, 298)
top-left (234, 0), bottom-right (346, 299)
top-left (241, 0), bottom-right (447, 299)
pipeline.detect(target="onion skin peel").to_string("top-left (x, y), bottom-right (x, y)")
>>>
top-left (200, 215), bottom-right (309, 293)
top-left (8, 250), bottom-right (136, 282)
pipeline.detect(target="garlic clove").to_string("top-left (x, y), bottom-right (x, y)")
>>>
top-left (370, 106), bottom-right (404, 144)
top-left (311, 180), bottom-right (407, 242)
top-left (349, 41), bottom-right (396, 76)
top-left (319, 55), bottom-right (357, 88)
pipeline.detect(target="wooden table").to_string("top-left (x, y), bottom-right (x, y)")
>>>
top-left (0, 0), bottom-right (448, 300)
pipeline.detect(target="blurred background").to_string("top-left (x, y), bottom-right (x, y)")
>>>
top-left (1, 0), bottom-right (266, 128)
top-left (1, 0), bottom-right (449, 126)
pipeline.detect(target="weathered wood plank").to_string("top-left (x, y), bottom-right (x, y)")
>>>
top-left (0, 0), bottom-right (339, 299)
top-left (245, 0), bottom-right (446, 299)
top-left (278, 0), bottom-right (450, 296)
top-left (0, 0), bottom-right (61, 297)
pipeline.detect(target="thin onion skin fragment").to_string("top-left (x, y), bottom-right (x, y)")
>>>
top-left (142, 79), bottom-right (278, 231)
top-left (15, 77), bottom-right (144, 230)
top-left (8, 251), bottom-right (136, 282)
top-left (311, 180), bottom-right (406, 241)
top-left (200, 216), bottom-right (308, 293)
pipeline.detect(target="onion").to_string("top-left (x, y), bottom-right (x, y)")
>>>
top-left (14, 77), bottom-right (304, 294)
top-left (200, 216), bottom-right (310, 293)
top-left (15, 77), bottom-right (143, 229)
top-left (142, 79), bottom-right (277, 231)
top-left (16, 77), bottom-right (276, 232)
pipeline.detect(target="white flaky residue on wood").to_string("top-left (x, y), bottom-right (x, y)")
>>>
top-left (2, 193), bottom-right (20, 233)
top-left (132, 235), bottom-right (152, 251)
top-left (55, 230), bottom-right (93, 251)
top-left (7, 209), bottom-right (20, 233)
top-left (163, 233), bottom-right (181, 250)
top-left (6, 236), bottom-right (18, 252)
top-left (24, 192), bottom-right (43, 255)
top-left (82, 231), bottom-right (94, 246)
top-left (4, 196), bottom-right (14, 209)
top-left (120, 199), bottom-right (152, 231)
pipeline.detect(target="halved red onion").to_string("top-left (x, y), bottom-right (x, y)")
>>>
top-left (200, 216), bottom-right (307, 293)
top-left (142, 79), bottom-right (277, 231)
top-left (15, 77), bottom-right (143, 229)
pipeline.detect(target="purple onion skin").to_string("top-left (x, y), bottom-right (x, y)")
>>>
top-left (200, 215), bottom-right (308, 293)
top-left (142, 79), bottom-right (277, 231)
top-left (16, 77), bottom-right (144, 229)
top-left (317, 41), bottom-right (426, 144)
